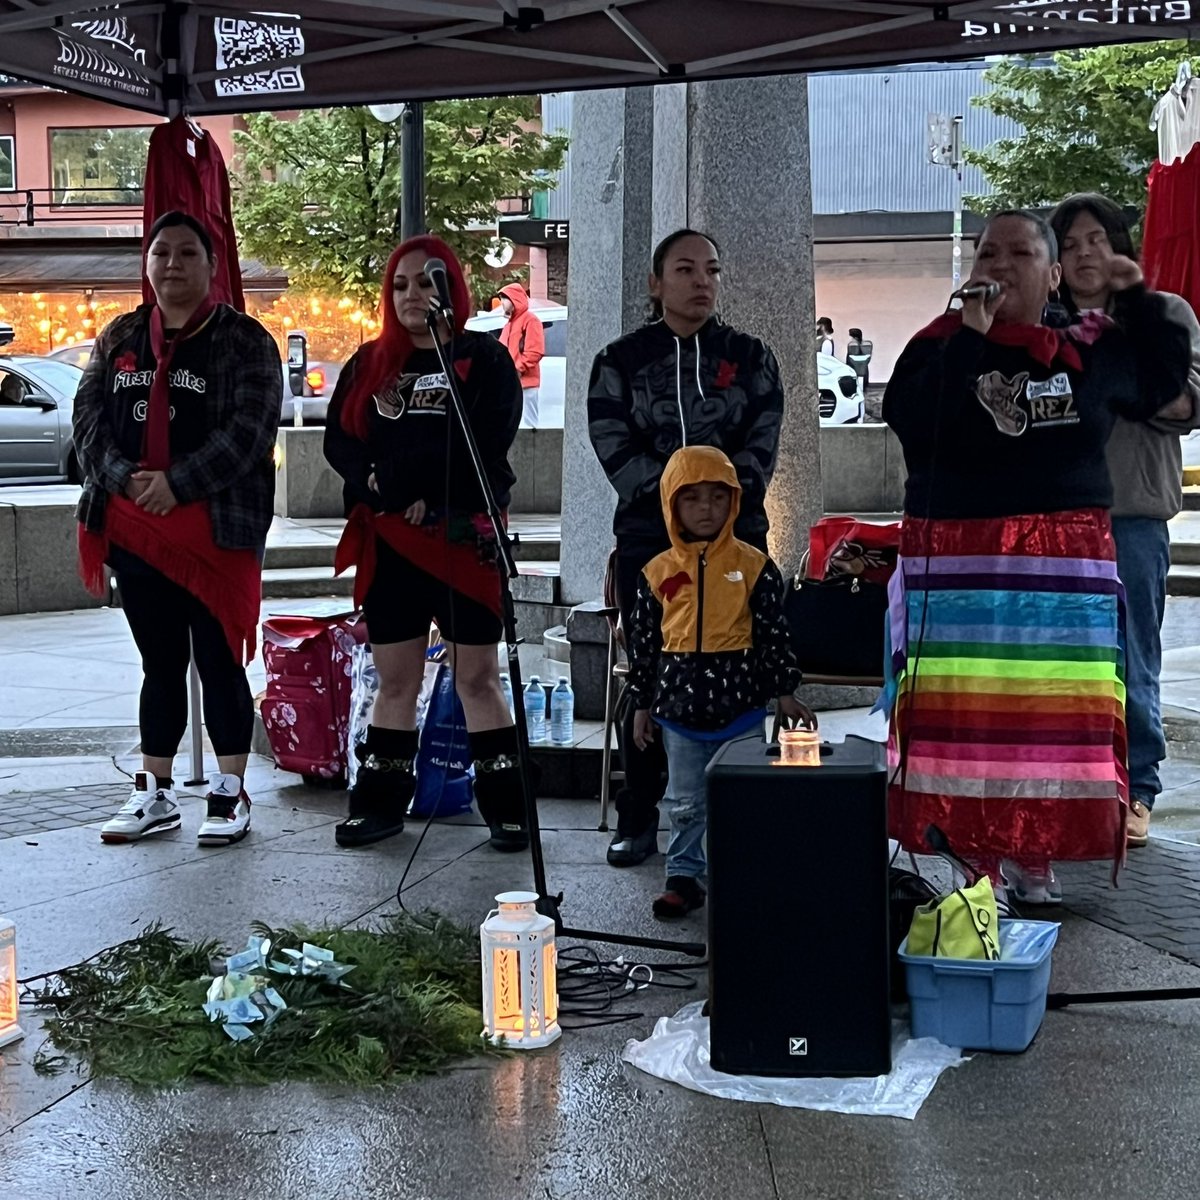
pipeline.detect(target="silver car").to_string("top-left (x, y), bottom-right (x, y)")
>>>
top-left (0, 356), bottom-right (86, 482)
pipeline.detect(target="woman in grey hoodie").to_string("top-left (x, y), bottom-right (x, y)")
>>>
top-left (1052, 194), bottom-right (1200, 847)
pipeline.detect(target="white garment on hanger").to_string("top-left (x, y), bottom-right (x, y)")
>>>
top-left (1151, 73), bottom-right (1200, 165)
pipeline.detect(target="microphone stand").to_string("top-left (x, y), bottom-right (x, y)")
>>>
top-left (424, 304), bottom-right (704, 957)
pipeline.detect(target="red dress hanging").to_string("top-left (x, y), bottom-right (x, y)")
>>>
top-left (1142, 145), bottom-right (1200, 320)
top-left (141, 117), bottom-right (245, 312)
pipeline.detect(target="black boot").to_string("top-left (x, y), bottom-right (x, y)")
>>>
top-left (471, 726), bottom-right (530, 852)
top-left (335, 726), bottom-right (417, 848)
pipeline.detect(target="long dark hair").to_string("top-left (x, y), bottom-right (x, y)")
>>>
top-left (1049, 193), bottom-right (1135, 314)
top-left (647, 228), bottom-right (721, 321)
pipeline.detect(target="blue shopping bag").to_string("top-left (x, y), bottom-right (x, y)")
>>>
top-left (411, 652), bottom-right (474, 818)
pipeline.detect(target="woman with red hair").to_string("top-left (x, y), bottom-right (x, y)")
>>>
top-left (324, 236), bottom-right (524, 850)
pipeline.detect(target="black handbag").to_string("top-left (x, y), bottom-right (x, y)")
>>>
top-left (784, 572), bottom-right (888, 677)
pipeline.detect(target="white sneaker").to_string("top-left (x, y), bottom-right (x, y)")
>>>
top-left (197, 773), bottom-right (252, 846)
top-left (1001, 859), bottom-right (1063, 906)
top-left (100, 772), bottom-right (181, 844)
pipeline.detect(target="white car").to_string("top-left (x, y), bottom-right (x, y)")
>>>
top-left (818, 352), bottom-right (863, 425)
top-left (466, 301), bottom-right (566, 429)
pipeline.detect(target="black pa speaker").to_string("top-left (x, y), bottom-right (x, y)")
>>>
top-left (706, 735), bottom-right (891, 1077)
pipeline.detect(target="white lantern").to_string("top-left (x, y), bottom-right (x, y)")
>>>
top-left (480, 891), bottom-right (560, 1049)
top-left (0, 916), bottom-right (23, 1048)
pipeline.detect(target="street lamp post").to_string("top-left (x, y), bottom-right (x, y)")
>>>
top-left (369, 101), bottom-right (426, 240)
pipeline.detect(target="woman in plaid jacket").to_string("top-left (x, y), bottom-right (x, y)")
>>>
top-left (73, 210), bottom-right (281, 850)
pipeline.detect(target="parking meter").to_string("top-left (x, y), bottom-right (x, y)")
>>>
top-left (286, 328), bottom-right (309, 427)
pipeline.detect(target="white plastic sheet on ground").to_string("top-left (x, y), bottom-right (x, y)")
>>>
top-left (621, 1002), bottom-right (966, 1119)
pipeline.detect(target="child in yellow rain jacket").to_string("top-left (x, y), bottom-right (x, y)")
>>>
top-left (627, 445), bottom-right (812, 918)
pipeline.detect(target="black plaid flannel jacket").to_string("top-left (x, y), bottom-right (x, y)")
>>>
top-left (73, 304), bottom-right (282, 550)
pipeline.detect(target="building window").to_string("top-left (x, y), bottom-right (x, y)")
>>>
top-left (0, 136), bottom-right (13, 191)
top-left (50, 126), bottom-right (150, 206)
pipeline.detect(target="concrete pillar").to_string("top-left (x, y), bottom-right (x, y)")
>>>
top-left (559, 87), bottom-right (654, 605)
top-left (559, 75), bottom-right (820, 601)
top-left (681, 76), bottom-right (821, 574)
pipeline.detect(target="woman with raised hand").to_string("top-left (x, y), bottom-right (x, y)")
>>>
top-left (883, 209), bottom-right (1191, 905)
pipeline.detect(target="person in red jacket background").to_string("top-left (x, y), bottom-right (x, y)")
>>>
top-left (497, 284), bottom-right (545, 428)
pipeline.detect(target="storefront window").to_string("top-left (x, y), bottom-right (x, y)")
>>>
top-left (50, 127), bottom-right (150, 206)
top-left (0, 136), bottom-right (13, 191)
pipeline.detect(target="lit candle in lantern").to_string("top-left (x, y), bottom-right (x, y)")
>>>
top-left (480, 891), bottom-right (560, 1049)
top-left (0, 916), bottom-right (23, 1048)
top-left (777, 728), bottom-right (821, 767)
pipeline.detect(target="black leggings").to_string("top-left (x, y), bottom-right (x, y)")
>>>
top-left (115, 562), bottom-right (255, 759)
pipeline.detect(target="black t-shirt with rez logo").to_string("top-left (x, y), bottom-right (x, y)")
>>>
top-left (360, 336), bottom-right (522, 514)
top-left (105, 317), bottom-right (217, 467)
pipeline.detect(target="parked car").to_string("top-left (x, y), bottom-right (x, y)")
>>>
top-left (0, 356), bottom-right (86, 482)
top-left (466, 301), bottom-right (566, 429)
top-left (818, 352), bottom-right (863, 425)
top-left (49, 338), bottom-right (340, 425)
top-left (0, 323), bottom-right (14, 348)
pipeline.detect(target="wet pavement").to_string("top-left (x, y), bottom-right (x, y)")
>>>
top-left (6, 610), bottom-right (1200, 1197)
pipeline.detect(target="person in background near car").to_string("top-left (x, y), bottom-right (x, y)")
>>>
top-left (0, 374), bottom-right (26, 405)
top-left (883, 209), bottom-right (1191, 907)
top-left (846, 326), bottom-right (871, 392)
top-left (816, 317), bottom-right (835, 357)
top-left (73, 210), bottom-right (282, 848)
top-left (588, 227), bottom-right (786, 870)
top-left (496, 283), bottom-right (545, 429)
top-left (324, 236), bottom-right (525, 852)
top-left (1050, 193), bottom-right (1200, 848)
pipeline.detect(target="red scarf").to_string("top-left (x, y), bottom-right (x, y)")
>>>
top-left (78, 299), bottom-right (260, 665)
top-left (334, 505), bottom-right (503, 618)
top-left (79, 497), bottom-right (261, 665)
top-left (915, 312), bottom-right (1086, 371)
top-left (144, 299), bottom-right (217, 468)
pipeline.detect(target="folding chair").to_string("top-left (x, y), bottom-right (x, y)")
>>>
top-left (597, 547), bottom-right (630, 832)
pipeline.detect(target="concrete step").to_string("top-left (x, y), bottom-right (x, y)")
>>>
top-left (262, 536), bottom-right (560, 571)
top-left (262, 566), bottom-right (354, 599)
top-left (1169, 565), bottom-right (1200, 596)
top-left (1173, 542), bottom-right (1200, 567)
top-left (1183, 487), bottom-right (1200, 511)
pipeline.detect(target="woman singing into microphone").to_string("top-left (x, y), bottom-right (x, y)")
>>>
top-left (883, 209), bottom-right (1191, 903)
top-left (324, 236), bottom-right (525, 850)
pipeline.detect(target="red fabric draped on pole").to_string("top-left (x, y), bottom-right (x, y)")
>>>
top-left (1142, 149), bottom-right (1200, 319)
top-left (141, 116), bottom-right (244, 312)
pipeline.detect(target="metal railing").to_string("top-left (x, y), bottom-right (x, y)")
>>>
top-left (0, 186), bottom-right (144, 226)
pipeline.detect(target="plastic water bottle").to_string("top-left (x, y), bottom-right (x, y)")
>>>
top-left (500, 673), bottom-right (515, 720)
top-left (524, 676), bottom-right (547, 744)
top-left (550, 677), bottom-right (575, 746)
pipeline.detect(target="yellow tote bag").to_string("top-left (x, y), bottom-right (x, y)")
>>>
top-left (905, 875), bottom-right (1001, 961)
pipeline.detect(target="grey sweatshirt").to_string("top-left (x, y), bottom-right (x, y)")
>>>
top-left (1108, 292), bottom-right (1200, 520)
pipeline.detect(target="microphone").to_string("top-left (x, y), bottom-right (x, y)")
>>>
top-left (953, 282), bottom-right (1002, 302)
top-left (423, 257), bottom-right (454, 317)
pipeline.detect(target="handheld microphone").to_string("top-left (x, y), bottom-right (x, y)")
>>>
top-left (423, 257), bottom-right (454, 317)
top-left (953, 282), bottom-right (1002, 302)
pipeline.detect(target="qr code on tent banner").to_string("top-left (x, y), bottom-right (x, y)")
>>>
top-left (214, 16), bottom-right (305, 97)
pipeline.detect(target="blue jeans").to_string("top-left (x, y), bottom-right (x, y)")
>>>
top-left (1113, 516), bottom-right (1171, 809)
top-left (660, 727), bottom-right (756, 880)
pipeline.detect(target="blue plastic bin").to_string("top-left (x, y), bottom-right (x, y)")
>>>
top-left (897, 920), bottom-right (1060, 1052)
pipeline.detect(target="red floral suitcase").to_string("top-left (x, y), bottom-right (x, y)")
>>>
top-left (259, 613), bottom-right (366, 786)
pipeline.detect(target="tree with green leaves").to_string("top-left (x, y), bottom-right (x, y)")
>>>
top-left (231, 98), bottom-right (568, 307)
top-left (966, 41), bottom-right (1188, 214)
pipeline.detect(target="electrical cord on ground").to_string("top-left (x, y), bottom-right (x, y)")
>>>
top-left (553, 944), bottom-right (706, 1029)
